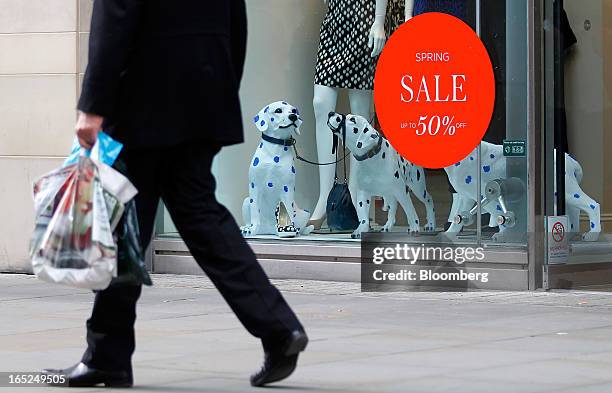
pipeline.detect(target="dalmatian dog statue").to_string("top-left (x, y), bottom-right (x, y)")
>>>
top-left (327, 112), bottom-right (436, 239)
top-left (445, 141), bottom-right (601, 241)
top-left (241, 101), bottom-right (314, 238)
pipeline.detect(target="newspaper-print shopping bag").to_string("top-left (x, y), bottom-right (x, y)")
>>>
top-left (30, 154), bottom-right (118, 290)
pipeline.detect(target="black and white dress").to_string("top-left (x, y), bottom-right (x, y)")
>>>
top-left (314, 0), bottom-right (404, 91)
top-left (314, 0), bottom-right (377, 90)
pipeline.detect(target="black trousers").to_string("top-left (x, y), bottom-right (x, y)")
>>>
top-left (81, 142), bottom-right (304, 372)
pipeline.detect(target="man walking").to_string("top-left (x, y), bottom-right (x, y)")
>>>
top-left (42, 0), bottom-right (308, 388)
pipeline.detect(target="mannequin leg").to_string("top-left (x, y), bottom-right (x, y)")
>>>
top-left (310, 84), bottom-right (340, 224)
top-left (347, 89), bottom-right (373, 206)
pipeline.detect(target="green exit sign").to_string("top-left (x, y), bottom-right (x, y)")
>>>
top-left (503, 140), bottom-right (526, 157)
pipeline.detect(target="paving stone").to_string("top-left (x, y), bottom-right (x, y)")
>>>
top-left (1, 273), bottom-right (612, 393)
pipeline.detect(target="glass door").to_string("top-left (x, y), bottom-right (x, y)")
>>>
top-left (544, 0), bottom-right (612, 289)
top-left (363, 0), bottom-right (535, 291)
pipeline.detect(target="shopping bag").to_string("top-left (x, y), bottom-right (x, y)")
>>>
top-left (31, 132), bottom-right (149, 289)
top-left (64, 131), bottom-right (123, 167)
top-left (111, 159), bottom-right (153, 287)
top-left (30, 154), bottom-right (118, 290)
top-left (111, 198), bottom-right (153, 287)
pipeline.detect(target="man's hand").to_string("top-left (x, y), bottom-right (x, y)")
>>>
top-left (75, 111), bottom-right (104, 150)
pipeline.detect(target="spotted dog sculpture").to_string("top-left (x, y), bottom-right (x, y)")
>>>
top-left (241, 101), bottom-right (314, 238)
top-left (327, 112), bottom-right (436, 239)
top-left (445, 141), bottom-right (601, 241)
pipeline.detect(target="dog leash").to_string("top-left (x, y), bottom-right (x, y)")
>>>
top-left (260, 133), bottom-right (349, 166)
top-left (293, 113), bottom-right (380, 166)
top-left (260, 114), bottom-right (359, 166)
top-left (295, 114), bottom-right (352, 166)
top-left (292, 144), bottom-right (350, 166)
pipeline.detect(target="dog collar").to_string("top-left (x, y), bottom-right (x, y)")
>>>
top-left (353, 136), bottom-right (383, 162)
top-left (261, 134), bottom-right (296, 147)
top-left (328, 115), bottom-right (347, 155)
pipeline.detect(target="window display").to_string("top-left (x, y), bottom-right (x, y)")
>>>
top-left (151, 0), bottom-right (612, 290)
top-left (158, 0), bottom-right (530, 246)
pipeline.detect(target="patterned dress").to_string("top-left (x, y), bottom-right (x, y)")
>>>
top-left (413, 0), bottom-right (467, 20)
top-left (386, 0), bottom-right (406, 36)
top-left (314, 0), bottom-right (377, 90)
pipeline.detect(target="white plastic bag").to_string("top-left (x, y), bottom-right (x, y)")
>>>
top-left (30, 142), bottom-right (137, 290)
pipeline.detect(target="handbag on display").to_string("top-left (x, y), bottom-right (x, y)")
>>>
top-left (326, 124), bottom-right (359, 232)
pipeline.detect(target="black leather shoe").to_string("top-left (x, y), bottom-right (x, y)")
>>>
top-left (42, 362), bottom-right (133, 388)
top-left (250, 330), bottom-right (308, 387)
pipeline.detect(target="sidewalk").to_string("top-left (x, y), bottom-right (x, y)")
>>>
top-left (1, 273), bottom-right (612, 393)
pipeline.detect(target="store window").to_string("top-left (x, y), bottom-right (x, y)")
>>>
top-left (153, 1), bottom-right (541, 289)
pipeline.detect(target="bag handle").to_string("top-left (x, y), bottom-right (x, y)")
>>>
top-left (79, 140), bottom-right (101, 162)
top-left (341, 144), bottom-right (349, 184)
top-left (331, 114), bottom-right (349, 184)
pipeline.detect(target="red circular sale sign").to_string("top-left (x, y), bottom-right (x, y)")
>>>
top-left (374, 13), bottom-right (495, 169)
